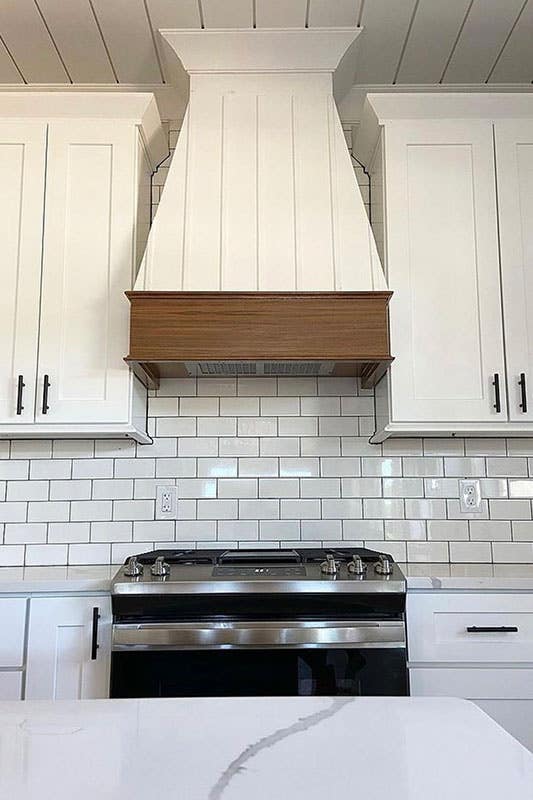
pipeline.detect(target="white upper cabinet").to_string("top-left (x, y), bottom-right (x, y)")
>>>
top-left (494, 120), bottom-right (533, 423)
top-left (37, 121), bottom-right (136, 425)
top-left (354, 93), bottom-right (533, 441)
top-left (0, 94), bottom-right (166, 442)
top-left (384, 119), bottom-right (506, 424)
top-left (0, 122), bottom-right (47, 425)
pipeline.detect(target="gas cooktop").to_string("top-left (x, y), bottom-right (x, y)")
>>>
top-left (112, 547), bottom-right (406, 595)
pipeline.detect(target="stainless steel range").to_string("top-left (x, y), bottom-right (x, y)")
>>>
top-left (111, 547), bottom-right (408, 698)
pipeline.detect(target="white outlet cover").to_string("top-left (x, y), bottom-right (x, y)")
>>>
top-left (156, 485), bottom-right (177, 519)
top-left (459, 479), bottom-right (482, 513)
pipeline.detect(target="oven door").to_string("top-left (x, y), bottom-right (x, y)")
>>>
top-left (110, 620), bottom-right (408, 697)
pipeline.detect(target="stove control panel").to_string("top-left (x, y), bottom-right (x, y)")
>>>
top-left (213, 566), bottom-right (307, 577)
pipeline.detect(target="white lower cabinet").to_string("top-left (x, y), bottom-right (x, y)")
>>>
top-left (25, 595), bottom-right (111, 701)
top-left (408, 591), bottom-right (533, 752)
top-left (0, 671), bottom-right (23, 700)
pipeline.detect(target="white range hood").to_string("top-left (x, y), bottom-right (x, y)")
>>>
top-left (127, 28), bottom-right (391, 388)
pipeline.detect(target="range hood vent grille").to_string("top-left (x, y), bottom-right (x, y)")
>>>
top-left (185, 361), bottom-right (335, 377)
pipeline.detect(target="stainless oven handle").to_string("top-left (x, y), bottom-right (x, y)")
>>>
top-left (112, 620), bottom-right (405, 650)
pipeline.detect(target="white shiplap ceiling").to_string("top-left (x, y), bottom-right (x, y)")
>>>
top-left (0, 0), bottom-right (532, 87)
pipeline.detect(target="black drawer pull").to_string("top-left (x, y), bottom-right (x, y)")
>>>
top-left (492, 373), bottom-right (501, 413)
top-left (42, 374), bottom-right (50, 415)
top-left (91, 607), bottom-right (100, 660)
top-left (466, 626), bottom-right (518, 633)
top-left (16, 375), bottom-right (25, 415)
top-left (519, 373), bottom-right (528, 413)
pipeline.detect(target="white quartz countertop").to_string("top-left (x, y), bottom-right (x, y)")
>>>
top-left (3, 562), bottom-right (533, 594)
top-left (402, 562), bottom-right (533, 590)
top-left (0, 697), bottom-right (531, 799)
top-left (0, 565), bottom-right (115, 593)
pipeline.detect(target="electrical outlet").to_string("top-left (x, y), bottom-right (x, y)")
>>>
top-left (459, 479), bottom-right (482, 513)
top-left (156, 485), bottom-right (177, 519)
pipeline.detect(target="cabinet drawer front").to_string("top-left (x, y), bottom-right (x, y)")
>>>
top-left (0, 598), bottom-right (27, 667)
top-left (408, 592), bottom-right (533, 663)
top-left (0, 671), bottom-right (22, 700)
top-left (410, 667), bottom-right (533, 699)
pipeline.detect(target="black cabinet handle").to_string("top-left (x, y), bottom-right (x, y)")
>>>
top-left (16, 375), bottom-right (25, 415)
top-left (42, 374), bottom-right (50, 415)
top-left (466, 626), bottom-right (518, 633)
top-left (492, 373), bottom-right (501, 413)
top-left (91, 607), bottom-right (100, 660)
top-left (519, 373), bottom-right (528, 413)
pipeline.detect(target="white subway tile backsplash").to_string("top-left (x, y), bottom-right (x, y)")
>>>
top-left (0, 461), bottom-right (29, 480)
top-left (260, 478), bottom-right (299, 498)
top-left (361, 457), bottom-right (401, 477)
top-left (427, 520), bottom-right (468, 541)
top-left (180, 397), bottom-right (218, 416)
top-left (156, 418), bottom-right (196, 437)
top-left (444, 457), bottom-right (485, 477)
top-left (280, 458), bottom-right (319, 477)
top-left (5, 522), bottom-right (47, 544)
top-left (220, 397), bottom-right (258, 416)
top-left (238, 417), bottom-right (277, 437)
top-left (383, 478), bottom-right (423, 498)
top-left (30, 460), bottom-right (71, 480)
top-left (3, 375), bottom-right (533, 565)
top-left (260, 397), bottom-right (299, 416)
top-left (489, 499), bottom-right (531, 520)
top-left (300, 437), bottom-right (340, 457)
top-left (48, 522), bottom-right (90, 543)
top-left (363, 498), bottom-right (404, 519)
top-left (7, 480), bottom-right (48, 501)
top-left (281, 499), bottom-right (320, 519)
top-left (278, 417), bottom-right (317, 436)
top-left (197, 458), bottom-right (237, 478)
top-left (72, 500), bottom-right (112, 522)
top-left (301, 397), bottom-right (339, 416)
top-left (449, 542), bottom-right (492, 562)
top-left (322, 499), bottom-right (362, 519)
top-left (385, 520), bottom-right (426, 541)
top-left (487, 457), bottom-right (528, 478)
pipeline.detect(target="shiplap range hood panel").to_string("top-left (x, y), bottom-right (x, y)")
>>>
top-left (127, 29), bottom-right (391, 387)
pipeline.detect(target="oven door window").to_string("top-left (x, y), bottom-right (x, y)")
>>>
top-left (111, 648), bottom-right (408, 698)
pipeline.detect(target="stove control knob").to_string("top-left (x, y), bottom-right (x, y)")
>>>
top-left (320, 554), bottom-right (339, 576)
top-left (348, 555), bottom-right (366, 576)
top-left (124, 556), bottom-right (143, 578)
top-left (151, 556), bottom-right (170, 577)
top-left (375, 555), bottom-right (393, 576)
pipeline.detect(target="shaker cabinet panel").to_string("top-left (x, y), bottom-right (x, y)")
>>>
top-left (494, 120), bottom-right (533, 423)
top-left (36, 122), bottom-right (136, 425)
top-left (0, 122), bottom-right (47, 425)
top-left (26, 595), bottom-right (111, 700)
top-left (385, 120), bottom-right (506, 424)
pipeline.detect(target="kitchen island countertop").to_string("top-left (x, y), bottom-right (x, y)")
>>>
top-left (0, 696), bottom-right (532, 799)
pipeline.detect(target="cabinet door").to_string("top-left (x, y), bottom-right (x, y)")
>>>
top-left (25, 596), bottom-right (111, 700)
top-left (0, 122), bottom-right (47, 424)
top-left (495, 121), bottom-right (533, 422)
top-left (36, 121), bottom-right (135, 424)
top-left (385, 120), bottom-right (506, 423)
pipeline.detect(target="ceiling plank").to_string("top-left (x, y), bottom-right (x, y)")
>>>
top-left (146, 0), bottom-right (201, 85)
top-left (0, 0), bottom-right (68, 82)
top-left (255, 0), bottom-right (307, 27)
top-left (90, 0), bottom-right (163, 83)
top-left (308, 0), bottom-right (361, 28)
top-left (0, 38), bottom-right (24, 82)
top-left (36, 0), bottom-right (115, 83)
top-left (395, 0), bottom-right (472, 84)
top-left (489, 0), bottom-right (533, 83)
top-left (355, 0), bottom-right (418, 84)
top-left (200, 0), bottom-right (253, 28)
top-left (443, 0), bottom-right (525, 83)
